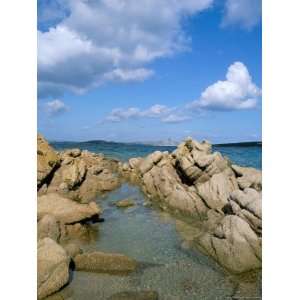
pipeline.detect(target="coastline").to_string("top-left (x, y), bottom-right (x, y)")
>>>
top-left (37, 134), bottom-right (262, 299)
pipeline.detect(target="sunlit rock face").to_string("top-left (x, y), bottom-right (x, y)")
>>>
top-left (121, 137), bottom-right (262, 273)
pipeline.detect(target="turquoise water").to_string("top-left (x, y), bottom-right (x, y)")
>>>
top-left (48, 140), bottom-right (262, 299)
top-left (51, 140), bottom-right (262, 169)
top-left (56, 184), bottom-right (261, 300)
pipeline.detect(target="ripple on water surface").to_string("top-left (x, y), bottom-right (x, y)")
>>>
top-left (52, 184), bottom-right (261, 300)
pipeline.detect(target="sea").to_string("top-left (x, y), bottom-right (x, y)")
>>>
top-left (51, 140), bottom-right (262, 170)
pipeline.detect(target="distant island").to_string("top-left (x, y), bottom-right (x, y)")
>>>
top-left (50, 138), bottom-right (261, 148)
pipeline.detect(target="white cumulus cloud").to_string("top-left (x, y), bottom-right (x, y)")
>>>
top-left (190, 62), bottom-right (261, 111)
top-left (43, 99), bottom-right (69, 116)
top-left (161, 114), bottom-right (191, 123)
top-left (38, 0), bottom-right (214, 98)
top-left (222, 0), bottom-right (261, 29)
top-left (104, 104), bottom-right (188, 123)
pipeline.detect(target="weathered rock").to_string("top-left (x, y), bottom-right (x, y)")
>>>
top-left (90, 165), bottom-right (104, 175)
top-left (37, 134), bottom-right (60, 188)
top-left (63, 243), bottom-right (83, 259)
top-left (229, 188), bottom-right (262, 234)
top-left (45, 146), bottom-right (120, 202)
top-left (74, 251), bottom-right (137, 274)
top-left (142, 162), bottom-right (204, 216)
top-left (123, 139), bottom-right (262, 276)
top-left (196, 215), bottom-right (261, 273)
top-left (115, 198), bottom-right (135, 208)
top-left (139, 151), bottom-right (163, 174)
top-left (122, 163), bottom-right (130, 171)
top-left (61, 156), bottom-right (74, 166)
top-left (62, 159), bottom-right (87, 189)
top-left (204, 152), bottom-right (229, 177)
top-left (95, 168), bottom-right (120, 190)
top-left (196, 171), bottom-right (238, 212)
top-left (232, 165), bottom-right (262, 191)
top-left (60, 222), bottom-right (97, 243)
top-left (108, 291), bottom-right (159, 300)
top-left (37, 193), bottom-right (101, 224)
top-left (37, 238), bottom-right (70, 299)
top-left (128, 157), bottom-right (142, 169)
top-left (192, 152), bottom-right (215, 168)
top-left (38, 214), bottom-right (60, 242)
top-left (64, 148), bottom-right (81, 158)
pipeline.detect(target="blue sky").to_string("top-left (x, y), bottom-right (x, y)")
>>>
top-left (38, 0), bottom-right (261, 143)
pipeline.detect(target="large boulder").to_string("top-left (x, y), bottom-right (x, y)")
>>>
top-left (37, 193), bottom-right (101, 224)
top-left (62, 243), bottom-right (83, 259)
top-left (63, 148), bottom-right (81, 158)
top-left (74, 251), bottom-right (137, 274)
top-left (232, 165), bottom-right (262, 191)
top-left (139, 151), bottom-right (163, 175)
top-left (142, 163), bottom-right (208, 217)
top-left (62, 159), bottom-right (87, 189)
top-left (37, 134), bottom-right (60, 188)
top-left (229, 188), bottom-right (262, 234)
top-left (37, 214), bottom-right (60, 242)
top-left (196, 215), bottom-right (261, 273)
top-left (37, 238), bottom-right (70, 299)
top-left (196, 171), bottom-right (238, 212)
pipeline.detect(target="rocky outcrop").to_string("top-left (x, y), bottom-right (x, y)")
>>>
top-left (74, 251), bottom-right (138, 274)
top-left (232, 165), bottom-right (262, 191)
top-left (229, 188), bottom-right (262, 234)
top-left (196, 215), bottom-right (261, 274)
top-left (37, 134), bottom-right (121, 202)
top-left (37, 214), bottom-right (60, 242)
top-left (38, 193), bottom-right (101, 224)
top-left (120, 138), bottom-right (262, 273)
top-left (37, 238), bottom-right (70, 299)
top-left (62, 243), bottom-right (83, 259)
top-left (44, 149), bottom-right (121, 203)
top-left (37, 134), bottom-right (60, 188)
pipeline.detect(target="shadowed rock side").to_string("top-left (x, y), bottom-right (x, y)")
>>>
top-left (119, 138), bottom-right (262, 274)
top-left (37, 134), bottom-right (60, 188)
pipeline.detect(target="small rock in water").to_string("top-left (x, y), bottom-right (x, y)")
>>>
top-left (143, 201), bottom-right (152, 207)
top-left (115, 198), bottom-right (135, 208)
top-left (108, 290), bottom-right (159, 300)
top-left (74, 251), bottom-right (138, 274)
top-left (181, 240), bottom-right (191, 250)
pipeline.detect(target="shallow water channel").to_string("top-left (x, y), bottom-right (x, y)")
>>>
top-left (55, 183), bottom-right (261, 300)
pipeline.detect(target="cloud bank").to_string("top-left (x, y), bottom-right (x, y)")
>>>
top-left (222, 0), bottom-right (261, 29)
top-left (104, 104), bottom-right (188, 124)
top-left (38, 0), bottom-right (214, 99)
